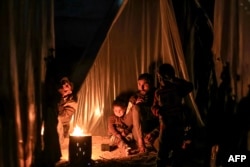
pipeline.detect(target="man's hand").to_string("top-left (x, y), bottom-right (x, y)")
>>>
top-left (135, 97), bottom-right (145, 104)
top-left (116, 133), bottom-right (122, 139)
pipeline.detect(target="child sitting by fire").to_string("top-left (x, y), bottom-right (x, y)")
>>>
top-left (57, 77), bottom-right (78, 148)
top-left (108, 97), bottom-right (146, 154)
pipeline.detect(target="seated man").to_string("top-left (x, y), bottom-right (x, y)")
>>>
top-left (108, 97), bottom-right (146, 154)
top-left (129, 73), bottom-right (159, 150)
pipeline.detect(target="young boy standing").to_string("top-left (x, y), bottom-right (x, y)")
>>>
top-left (57, 77), bottom-right (77, 148)
top-left (152, 63), bottom-right (193, 167)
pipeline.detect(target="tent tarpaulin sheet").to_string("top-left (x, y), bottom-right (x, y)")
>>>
top-left (72, 0), bottom-right (203, 136)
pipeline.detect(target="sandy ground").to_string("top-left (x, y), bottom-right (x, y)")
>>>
top-left (58, 136), bottom-right (158, 167)
top-left (56, 134), bottom-right (217, 167)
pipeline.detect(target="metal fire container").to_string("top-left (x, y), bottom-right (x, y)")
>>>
top-left (69, 135), bottom-right (92, 166)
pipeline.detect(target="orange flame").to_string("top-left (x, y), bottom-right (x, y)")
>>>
top-left (70, 125), bottom-right (91, 136)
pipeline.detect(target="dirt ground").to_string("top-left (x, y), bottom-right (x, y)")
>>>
top-left (56, 135), bottom-right (209, 167)
top-left (58, 136), bottom-right (158, 167)
top-left (56, 131), bottom-right (250, 167)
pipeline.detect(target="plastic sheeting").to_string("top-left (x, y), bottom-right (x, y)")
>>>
top-left (72, 0), bottom-right (203, 136)
top-left (2, 0), bottom-right (249, 166)
top-left (213, 0), bottom-right (250, 99)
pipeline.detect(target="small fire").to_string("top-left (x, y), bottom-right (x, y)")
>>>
top-left (41, 123), bottom-right (44, 135)
top-left (70, 125), bottom-right (91, 136)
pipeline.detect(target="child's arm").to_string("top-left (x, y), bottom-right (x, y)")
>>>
top-left (151, 90), bottom-right (160, 117)
top-left (172, 77), bottom-right (193, 96)
top-left (108, 115), bottom-right (121, 138)
top-left (58, 100), bottom-right (77, 124)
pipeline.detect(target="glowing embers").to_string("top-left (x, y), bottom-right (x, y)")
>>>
top-left (69, 125), bottom-right (92, 166)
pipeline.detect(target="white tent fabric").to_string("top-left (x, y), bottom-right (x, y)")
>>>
top-left (73, 0), bottom-right (203, 136)
top-left (213, 0), bottom-right (250, 99)
top-left (1, 0), bottom-right (250, 166)
top-left (2, 0), bottom-right (250, 166)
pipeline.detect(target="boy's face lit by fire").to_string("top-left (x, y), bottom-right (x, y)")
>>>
top-left (58, 82), bottom-right (73, 97)
top-left (113, 105), bottom-right (126, 117)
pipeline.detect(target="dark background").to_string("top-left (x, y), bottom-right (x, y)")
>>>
top-left (54, 0), bottom-right (122, 79)
top-left (53, 0), bottom-right (214, 80)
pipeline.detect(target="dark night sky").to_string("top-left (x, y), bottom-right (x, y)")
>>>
top-left (53, 0), bottom-right (214, 80)
top-left (54, 0), bottom-right (122, 78)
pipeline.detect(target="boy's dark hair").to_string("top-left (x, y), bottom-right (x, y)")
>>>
top-left (57, 76), bottom-right (74, 90)
top-left (158, 63), bottom-right (175, 79)
top-left (138, 73), bottom-right (154, 85)
top-left (112, 98), bottom-right (127, 108)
